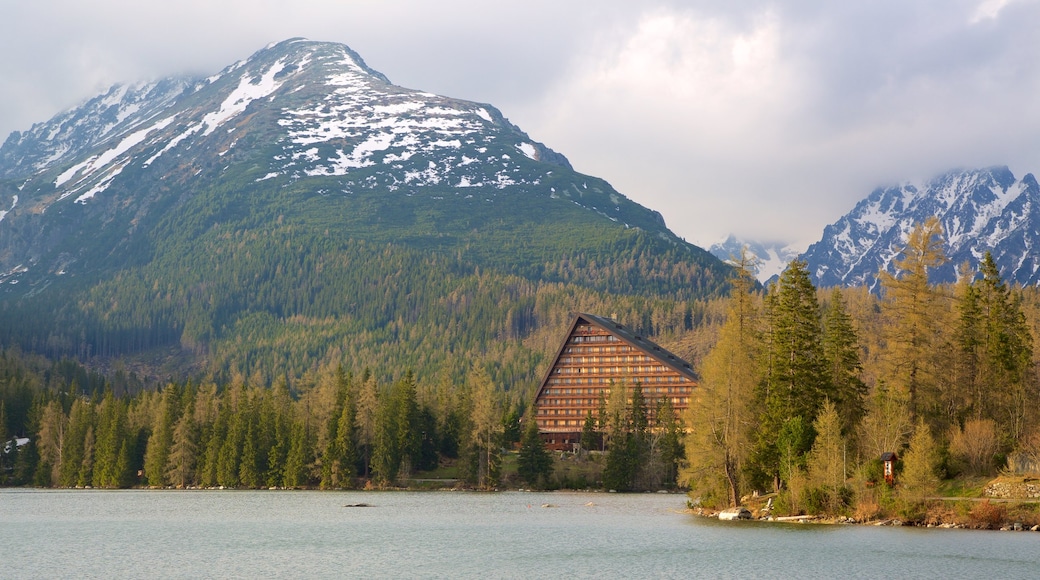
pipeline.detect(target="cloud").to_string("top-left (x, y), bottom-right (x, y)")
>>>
top-left (518, 1), bottom-right (1040, 246)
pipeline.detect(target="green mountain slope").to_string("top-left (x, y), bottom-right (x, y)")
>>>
top-left (0, 39), bottom-right (730, 388)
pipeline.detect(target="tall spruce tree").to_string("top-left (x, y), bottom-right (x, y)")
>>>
top-left (372, 371), bottom-right (421, 485)
top-left (748, 260), bottom-right (828, 492)
top-left (144, 385), bottom-right (179, 487)
top-left (822, 288), bottom-right (867, 434)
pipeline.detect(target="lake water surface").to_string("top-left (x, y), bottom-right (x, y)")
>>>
top-left (2, 489), bottom-right (1037, 578)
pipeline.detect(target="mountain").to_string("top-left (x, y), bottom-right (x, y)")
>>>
top-left (709, 235), bottom-right (801, 284)
top-left (0, 39), bottom-right (730, 384)
top-left (800, 166), bottom-right (1040, 289)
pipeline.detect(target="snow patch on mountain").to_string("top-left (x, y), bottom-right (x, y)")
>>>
top-left (0, 195), bottom-right (16, 223)
top-left (202, 59), bottom-right (286, 136)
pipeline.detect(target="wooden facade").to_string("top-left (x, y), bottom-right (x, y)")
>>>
top-left (532, 313), bottom-right (697, 450)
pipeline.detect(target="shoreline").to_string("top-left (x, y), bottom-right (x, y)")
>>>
top-left (690, 501), bottom-right (1040, 532)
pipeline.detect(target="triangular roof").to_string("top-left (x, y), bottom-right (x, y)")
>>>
top-left (533, 312), bottom-right (697, 401)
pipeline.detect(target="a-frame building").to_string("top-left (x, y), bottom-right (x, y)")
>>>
top-left (532, 313), bottom-right (697, 449)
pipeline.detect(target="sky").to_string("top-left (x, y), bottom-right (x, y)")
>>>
top-left (2, 0), bottom-right (1039, 250)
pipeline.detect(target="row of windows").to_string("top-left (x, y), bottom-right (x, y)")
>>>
top-left (559, 354), bottom-right (652, 365)
top-left (542, 385), bottom-right (691, 397)
top-left (564, 345), bottom-right (634, 355)
top-left (548, 375), bottom-right (685, 386)
top-left (536, 410), bottom-right (688, 429)
top-left (538, 419), bottom-right (584, 427)
top-left (554, 365), bottom-right (668, 375)
top-left (537, 398), bottom-right (689, 414)
top-left (570, 334), bottom-right (618, 343)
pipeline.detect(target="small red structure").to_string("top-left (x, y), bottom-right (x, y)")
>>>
top-left (881, 452), bottom-right (898, 485)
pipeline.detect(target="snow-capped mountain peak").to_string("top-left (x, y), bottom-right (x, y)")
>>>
top-left (709, 235), bottom-right (802, 283)
top-left (800, 166), bottom-right (1040, 288)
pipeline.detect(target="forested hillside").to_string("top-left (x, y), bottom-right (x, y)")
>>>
top-left (6, 218), bottom-right (1040, 497)
top-left (686, 218), bottom-right (1040, 520)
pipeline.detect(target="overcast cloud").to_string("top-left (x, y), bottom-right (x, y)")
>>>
top-left (2, 0), bottom-right (1038, 248)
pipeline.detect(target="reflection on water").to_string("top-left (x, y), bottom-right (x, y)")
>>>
top-left (2, 489), bottom-right (1037, 579)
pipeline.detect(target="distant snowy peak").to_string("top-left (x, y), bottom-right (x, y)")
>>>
top-left (800, 166), bottom-right (1040, 288)
top-left (709, 235), bottom-right (801, 283)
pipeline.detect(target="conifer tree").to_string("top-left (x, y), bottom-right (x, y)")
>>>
top-left (468, 366), bottom-right (502, 489)
top-left (749, 260), bottom-right (827, 491)
top-left (92, 392), bottom-right (127, 488)
top-left (144, 385), bottom-right (178, 487)
top-left (166, 412), bottom-right (197, 487)
top-left (579, 411), bottom-right (597, 453)
top-left (355, 369), bottom-right (379, 478)
top-left (879, 217), bottom-right (947, 422)
top-left (900, 419), bottom-right (940, 503)
top-left (372, 371), bottom-right (420, 485)
top-left (282, 420), bottom-right (311, 488)
top-left (822, 288), bottom-right (867, 434)
top-left (77, 426), bottom-right (95, 488)
top-left (604, 383), bottom-right (649, 492)
top-left (36, 400), bottom-right (67, 487)
top-left (0, 401), bottom-right (8, 482)
top-left (806, 401), bottom-right (847, 512)
top-left (956, 252), bottom-right (1034, 440)
top-left (59, 398), bottom-right (93, 488)
top-left (517, 418), bottom-right (553, 488)
top-left (650, 396), bottom-right (683, 489)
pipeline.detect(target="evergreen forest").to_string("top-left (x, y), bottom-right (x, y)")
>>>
top-left (5, 218), bottom-right (1040, 509)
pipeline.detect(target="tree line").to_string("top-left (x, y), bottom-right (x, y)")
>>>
top-left (0, 357), bottom-right (541, 490)
top-left (684, 218), bottom-right (1040, 517)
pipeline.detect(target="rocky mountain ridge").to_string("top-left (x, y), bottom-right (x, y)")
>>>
top-left (799, 166), bottom-right (1040, 289)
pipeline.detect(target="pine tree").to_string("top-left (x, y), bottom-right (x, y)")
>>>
top-left (603, 383), bottom-right (650, 492)
top-left (355, 369), bottom-right (379, 478)
top-left (0, 401), bottom-right (9, 484)
top-left (143, 385), bottom-right (178, 487)
top-left (822, 288), bottom-right (867, 434)
top-left (372, 371), bottom-right (421, 486)
top-left (282, 420), bottom-right (311, 488)
top-left (650, 396), bottom-right (683, 489)
top-left (956, 252), bottom-right (1034, 440)
top-left (166, 412), bottom-right (197, 487)
top-left (517, 418), bottom-right (553, 488)
top-left (92, 392), bottom-right (129, 488)
top-left (58, 398), bottom-right (92, 488)
top-left (77, 426), bottom-right (95, 488)
top-left (749, 260), bottom-right (827, 492)
top-left (579, 411), bottom-right (597, 453)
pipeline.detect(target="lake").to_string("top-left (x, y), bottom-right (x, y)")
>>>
top-left (1, 489), bottom-right (1037, 578)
